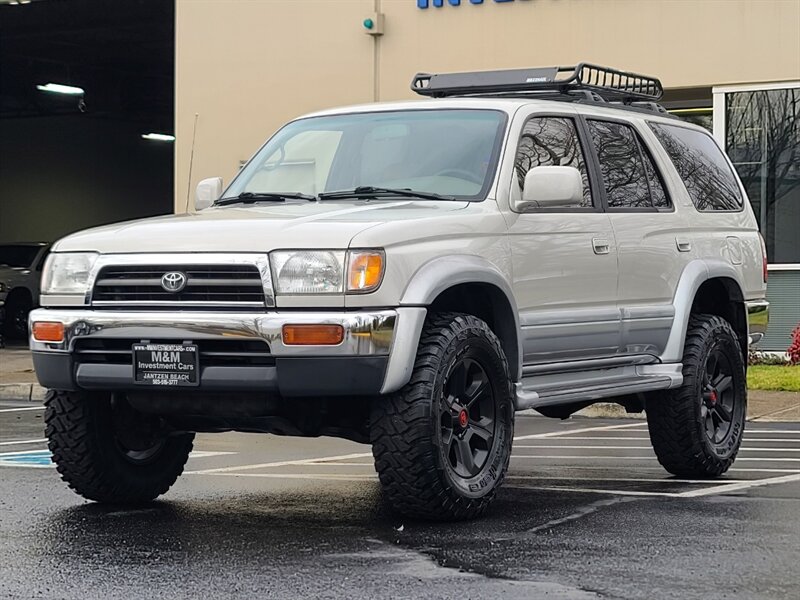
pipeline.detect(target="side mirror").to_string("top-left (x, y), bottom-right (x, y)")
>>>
top-left (195, 177), bottom-right (223, 211)
top-left (516, 166), bottom-right (583, 211)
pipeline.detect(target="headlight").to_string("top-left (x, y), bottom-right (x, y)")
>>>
top-left (271, 251), bottom-right (346, 294)
top-left (0, 282), bottom-right (6, 293)
top-left (270, 249), bottom-right (386, 295)
top-left (41, 252), bottom-right (98, 295)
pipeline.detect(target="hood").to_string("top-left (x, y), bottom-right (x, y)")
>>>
top-left (53, 200), bottom-right (470, 254)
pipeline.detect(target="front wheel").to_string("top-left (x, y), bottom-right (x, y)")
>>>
top-left (371, 312), bottom-right (514, 521)
top-left (45, 390), bottom-right (194, 503)
top-left (647, 314), bottom-right (747, 478)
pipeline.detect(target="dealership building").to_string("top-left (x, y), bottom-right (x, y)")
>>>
top-left (1, 0), bottom-right (797, 350)
top-left (174, 0), bottom-right (799, 350)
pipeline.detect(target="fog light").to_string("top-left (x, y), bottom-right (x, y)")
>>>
top-left (32, 321), bottom-right (65, 342)
top-left (282, 324), bottom-right (344, 346)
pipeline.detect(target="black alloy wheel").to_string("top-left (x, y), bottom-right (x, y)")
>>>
top-left (701, 346), bottom-right (738, 445)
top-left (439, 357), bottom-right (496, 480)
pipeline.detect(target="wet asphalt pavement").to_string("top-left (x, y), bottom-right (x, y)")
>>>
top-left (1, 399), bottom-right (799, 600)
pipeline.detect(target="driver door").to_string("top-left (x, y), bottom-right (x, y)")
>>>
top-left (507, 113), bottom-right (620, 365)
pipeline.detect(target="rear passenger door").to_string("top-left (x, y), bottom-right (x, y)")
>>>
top-left (507, 113), bottom-right (620, 365)
top-left (583, 117), bottom-right (690, 357)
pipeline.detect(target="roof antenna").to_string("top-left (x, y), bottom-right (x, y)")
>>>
top-left (184, 112), bottom-right (199, 213)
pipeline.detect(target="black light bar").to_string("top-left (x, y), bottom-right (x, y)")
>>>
top-left (411, 63), bottom-right (664, 102)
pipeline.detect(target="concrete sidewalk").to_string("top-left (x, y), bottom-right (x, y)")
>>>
top-left (2, 346), bottom-right (799, 420)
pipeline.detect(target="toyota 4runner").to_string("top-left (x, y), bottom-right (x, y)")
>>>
top-left (30, 64), bottom-right (769, 520)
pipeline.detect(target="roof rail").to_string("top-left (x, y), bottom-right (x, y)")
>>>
top-left (411, 63), bottom-right (664, 103)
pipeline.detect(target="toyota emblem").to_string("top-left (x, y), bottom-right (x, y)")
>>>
top-left (161, 271), bottom-right (187, 293)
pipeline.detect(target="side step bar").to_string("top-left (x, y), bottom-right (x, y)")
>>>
top-left (514, 364), bottom-right (683, 410)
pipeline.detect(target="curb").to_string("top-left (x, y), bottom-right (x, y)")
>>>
top-left (0, 383), bottom-right (46, 402)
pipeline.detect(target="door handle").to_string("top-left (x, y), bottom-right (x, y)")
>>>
top-left (592, 238), bottom-right (611, 255)
top-left (676, 237), bottom-right (692, 252)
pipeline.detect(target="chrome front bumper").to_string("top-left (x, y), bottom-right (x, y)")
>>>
top-left (746, 299), bottom-right (769, 345)
top-left (29, 307), bottom-right (427, 395)
top-left (30, 308), bottom-right (396, 355)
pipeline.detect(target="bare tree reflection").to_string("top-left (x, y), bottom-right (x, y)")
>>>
top-left (725, 88), bottom-right (800, 259)
top-left (651, 123), bottom-right (743, 211)
top-left (588, 120), bottom-right (652, 208)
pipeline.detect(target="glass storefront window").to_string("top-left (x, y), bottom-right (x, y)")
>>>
top-left (725, 87), bottom-right (800, 264)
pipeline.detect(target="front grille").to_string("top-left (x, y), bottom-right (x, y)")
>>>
top-left (74, 338), bottom-right (274, 367)
top-left (91, 264), bottom-right (266, 307)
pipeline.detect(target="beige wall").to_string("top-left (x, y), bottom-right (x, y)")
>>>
top-left (175, 0), bottom-right (800, 210)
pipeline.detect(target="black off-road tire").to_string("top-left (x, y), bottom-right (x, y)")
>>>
top-left (647, 314), bottom-right (747, 478)
top-left (371, 312), bottom-right (514, 521)
top-left (45, 390), bottom-right (194, 503)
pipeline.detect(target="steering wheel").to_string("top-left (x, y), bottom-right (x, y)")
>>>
top-left (433, 168), bottom-right (484, 185)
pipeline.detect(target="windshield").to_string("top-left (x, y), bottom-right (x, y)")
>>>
top-left (0, 245), bottom-right (41, 268)
top-left (224, 109), bottom-right (507, 201)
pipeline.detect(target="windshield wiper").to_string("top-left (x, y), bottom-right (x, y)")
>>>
top-left (215, 191), bottom-right (316, 206)
top-left (317, 186), bottom-right (457, 202)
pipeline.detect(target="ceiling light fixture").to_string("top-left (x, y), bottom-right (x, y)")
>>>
top-left (141, 133), bottom-right (175, 142)
top-left (36, 83), bottom-right (85, 95)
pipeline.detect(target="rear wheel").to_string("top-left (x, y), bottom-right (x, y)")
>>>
top-left (45, 390), bottom-right (194, 503)
top-left (647, 314), bottom-right (747, 478)
top-left (371, 312), bottom-right (514, 521)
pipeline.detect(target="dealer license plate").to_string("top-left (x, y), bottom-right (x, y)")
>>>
top-left (133, 343), bottom-right (199, 387)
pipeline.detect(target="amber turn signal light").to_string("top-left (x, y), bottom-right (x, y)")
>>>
top-left (347, 250), bottom-right (384, 293)
top-left (282, 324), bottom-right (344, 346)
top-left (32, 321), bottom-right (65, 343)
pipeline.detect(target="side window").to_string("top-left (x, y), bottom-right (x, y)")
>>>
top-left (649, 122), bottom-right (743, 211)
top-left (515, 117), bottom-right (593, 208)
top-left (587, 120), bottom-right (669, 209)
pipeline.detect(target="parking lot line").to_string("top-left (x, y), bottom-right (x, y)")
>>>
top-left (739, 428), bottom-right (800, 434)
top-left (515, 445), bottom-right (800, 452)
top-left (677, 472), bottom-right (800, 497)
top-left (186, 452), bottom-right (374, 475)
top-left (202, 472), bottom-right (376, 481)
top-left (0, 438), bottom-right (47, 446)
top-left (513, 422), bottom-right (646, 442)
top-left (512, 485), bottom-right (680, 497)
top-left (505, 475), bottom-right (730, 484)
top-left (535, 435), bottom-right (800, 443)
top-left (0, 406), bottom-right (45, 413)
top-left (512, 455), bottom-right (800, 462)
top-left (509, 471), bottom-right (800, 499)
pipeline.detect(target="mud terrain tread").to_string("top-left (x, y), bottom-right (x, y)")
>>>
top-left (371, 312), bottom-right (513, 521)
top-left (45, 390), bottom-right (193, 503)
top-left (647, 314), bottom-right (745, 478)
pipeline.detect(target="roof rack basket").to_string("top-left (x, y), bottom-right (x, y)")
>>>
top-left (411, 63), bottom-right (664, 103)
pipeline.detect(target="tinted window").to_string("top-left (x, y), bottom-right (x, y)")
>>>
top-left (641, 142), bottom-right (669, 208)
top-left (650, 122), bottom-right (743, 211)
top-left (588, 120), bottom-right (666, 209)
top-left (514, 117), bottom-right (592, 207)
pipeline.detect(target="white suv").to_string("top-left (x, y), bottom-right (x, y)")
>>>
top-left (30, 64), bottom-right (768, 520)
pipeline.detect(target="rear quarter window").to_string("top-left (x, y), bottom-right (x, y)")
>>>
top-left (649, 122), bottom-right (743, 211)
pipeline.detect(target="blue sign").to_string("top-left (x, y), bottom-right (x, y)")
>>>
top-left (418, 0), bottom-right (516, 8)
